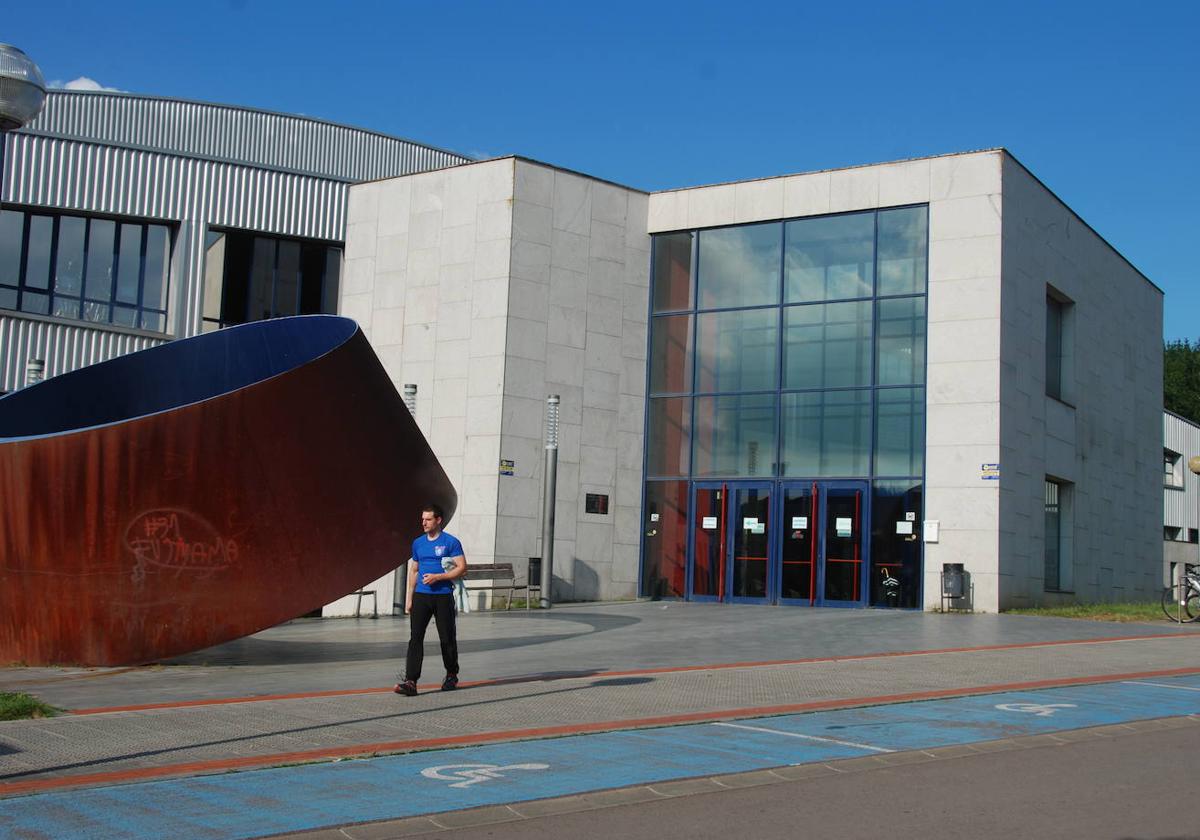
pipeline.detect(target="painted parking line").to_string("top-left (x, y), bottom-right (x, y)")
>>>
top-left (10, 664), bottom-right (1200, 799)
top-left (1124, 680), bottom-right (1200, 692)
top-left (1, 674), bottom-right (1198, 840)
top-left (712, 721), bottom-right (897, 753)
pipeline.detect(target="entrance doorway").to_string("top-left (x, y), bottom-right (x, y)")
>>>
top-left (689, 480), bottom-right (869, 606)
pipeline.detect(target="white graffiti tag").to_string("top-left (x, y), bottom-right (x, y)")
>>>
top-left (420, 762), bottom-right (550, 788)
top-left (994, 702), bottom-right (1078, 717)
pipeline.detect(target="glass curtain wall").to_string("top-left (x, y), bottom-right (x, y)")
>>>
top-left (642, 206), bottom-right (928, 607)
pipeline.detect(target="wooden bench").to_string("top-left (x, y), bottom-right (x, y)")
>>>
top-left (462, 560), bottom-right (539, 610)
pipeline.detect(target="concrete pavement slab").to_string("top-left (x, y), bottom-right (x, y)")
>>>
top-left (1, 632), bottom-right (1199, 793)
top-left (4, 601), bottom-right (1197, 710)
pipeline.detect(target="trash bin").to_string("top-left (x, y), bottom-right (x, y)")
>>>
top-left (942, 563), bottom-right (965, 599)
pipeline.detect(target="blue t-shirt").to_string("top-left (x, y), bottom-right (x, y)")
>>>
top-left (412, 531), bottom-right (464, 595)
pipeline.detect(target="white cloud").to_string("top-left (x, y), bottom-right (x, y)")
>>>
top-left (49, 77), bottom-right (123, 93)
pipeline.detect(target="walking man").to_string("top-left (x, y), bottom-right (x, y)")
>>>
top-left (394, 504), bottom-right (466, 696)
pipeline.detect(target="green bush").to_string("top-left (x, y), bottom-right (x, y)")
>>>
top-left (0, 692), bottom-right (59, 721)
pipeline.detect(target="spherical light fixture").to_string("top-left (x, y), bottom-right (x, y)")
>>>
top-left (0, 44), bottom-right (47, 132)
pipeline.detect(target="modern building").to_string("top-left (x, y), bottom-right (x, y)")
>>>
top-left (0, 90), bottom-right (468, 394)
top-left (0, 90), bottom-right (469, 616)
top-left (1164, 410), bottom-right (1200, 582)
top-left (1, 91), bottom-right (1166, 613)
top-left (344, 150), bottom-right (1163, 612)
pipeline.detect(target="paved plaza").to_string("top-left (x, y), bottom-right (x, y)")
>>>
top-left (1, 602), bottom-right (1199, 837)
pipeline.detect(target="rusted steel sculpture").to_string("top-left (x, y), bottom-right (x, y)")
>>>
top-left (0, 316), bottom-right (455, 666)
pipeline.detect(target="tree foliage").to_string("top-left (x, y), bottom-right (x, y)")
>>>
top-left (1165, 339), bottom-right (1200, 423)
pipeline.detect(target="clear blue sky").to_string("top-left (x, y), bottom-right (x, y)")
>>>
top-left (7, 1), bottom-right (1198, 340)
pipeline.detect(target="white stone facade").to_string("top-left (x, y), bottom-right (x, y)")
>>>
top-left (997, 156), bottom-right (1162, 608)
top-left (341, 149), bottom-right (1161, 613)
top-left (335, 158), bottom-right (648, 611)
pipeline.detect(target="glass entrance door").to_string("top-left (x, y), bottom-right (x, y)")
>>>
top-left (780, 483), bottom-right (816, 603)
top-left (819, 482), bottom-right (868, 606)
top-left (728, 484), bottom-right (771, 603)
top-left (689, 482), bottom-right (772, 603)
top-left (779, 480), bottom-right (869, 606)
top-left (689, 484), bottom-right (725, 601)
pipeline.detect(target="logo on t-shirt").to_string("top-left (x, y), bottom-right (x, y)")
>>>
top-left (435, 545), bottom-right (446, 557)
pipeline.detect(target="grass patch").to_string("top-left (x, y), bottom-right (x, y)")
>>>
top-left (1004, 601), bottom-right (1167, 623)
top-left (0, 692), bottom-right (60, 721)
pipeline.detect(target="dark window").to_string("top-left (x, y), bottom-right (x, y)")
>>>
top-left (1165, 450), bottom-right (1184, 489)
top-left (585, 493), bottom-right (609, 515)
top-left (202, 228), bottom-right (342, 330)
top-left (1044, 478), bottom-right (1070, 591)
top-left (0, 207), bottom-right (172, 332)
top-left (1045, 287), bottom-right (1073, 402)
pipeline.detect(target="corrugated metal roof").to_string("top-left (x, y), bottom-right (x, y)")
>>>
top-left (17, 90), bottom-right (471, 183)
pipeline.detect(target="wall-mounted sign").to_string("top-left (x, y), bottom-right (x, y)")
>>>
top-left (836, 517), bottom-right (852, 537)
top-left (650, 513), bottom-right (660, 522)
top-left (585, 493), bottom-right (609, 515)
top-left (499, 459), bottom-right (515, 476)
top-left (981, 463), bottom-right (1000, 480)
top-left (905, 512), bottom-right (916, 521)
top-left (702, 516), bottom-right (718, 529)
top-left (792, 516), bottom-right (808, 529)
top-left (743, 517), bottom-right (759, 530)
top-left (923, 520), bottom-right (940, 542)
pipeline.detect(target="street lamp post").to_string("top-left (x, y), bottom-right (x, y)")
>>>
top-left (540, 395), bottom-right (560, 609)
top-left (0, 44), bottom-right (47, 193)
top-left (1190, 456), bottom-right (1200, 571)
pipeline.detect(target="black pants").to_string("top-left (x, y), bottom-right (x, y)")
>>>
top-left (404, 592), bottom-right (458, 682)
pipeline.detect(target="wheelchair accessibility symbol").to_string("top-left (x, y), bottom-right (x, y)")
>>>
top-left (994, 702), bottom-right (1078, 717)
top-left (421, 762), bottom-right (550, 788)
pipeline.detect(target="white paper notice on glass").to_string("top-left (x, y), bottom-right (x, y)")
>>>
top-left (743, 517), bottom-right (759, 530)
top-left (702, 516), bottom-right (718, 530)
top-left (895, 521), bottom-right (914, 535)
top-left (905, 512), bottom-right (916, 521)
top-left (923, 520), bottom-right (940, 542)
top-left (835, 517), bottom-right (852, 537)
top-left (650, 513), bottom-right (660, 522)
top-left (792, 516), bottom-right (808, 529)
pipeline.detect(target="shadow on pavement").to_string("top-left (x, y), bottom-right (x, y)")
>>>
top-left (161, 611), bottom-right (641, 667)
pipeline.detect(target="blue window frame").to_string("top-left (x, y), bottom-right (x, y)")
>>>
top-left (0, 207), bottom-right (172, 333)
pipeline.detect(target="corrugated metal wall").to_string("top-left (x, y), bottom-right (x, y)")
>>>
top-left (0, 314), bottom-right (165, 392)
top-left (0, 91), bottom-right (470, 393)
top-left (22, 91), bottom-right (469, 183)
top-left (1164, 411), bottom-right (1199, 533)
top-left (3, 134), bottom-right (349, 240)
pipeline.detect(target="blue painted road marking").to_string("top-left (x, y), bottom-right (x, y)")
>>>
top-left (0, 676), bottom-right (1197, 840)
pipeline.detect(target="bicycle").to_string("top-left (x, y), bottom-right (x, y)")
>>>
top-left (1161, 565), bottom-right (1200, 622)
